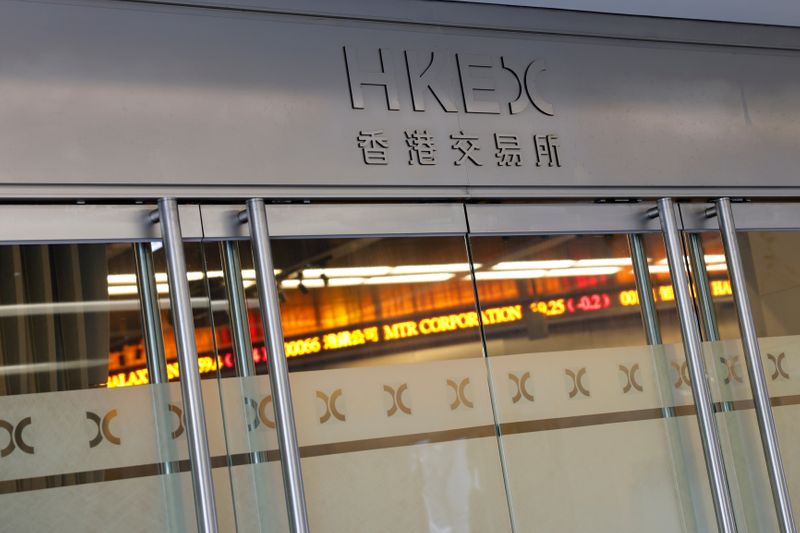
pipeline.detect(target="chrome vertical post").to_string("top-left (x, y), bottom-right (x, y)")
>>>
top-left (222, 241), bottom-right (256, 377)
top-left (713, 197), bottom-right (796, 532)
top-left (628, 234), bottom-right (663, 346)
top-left (628, 232), bottom-right (698, 531)
top-left (134, 241), bottom-right (181, 478)
top-left (134, 242), bottom-right (168, 383)
top-left (687, 233), bottom-right (721, 342)
top-left (222, 241), bottom-right (268, 465)
top-left (153, 198), bottom-right (219, 533)
top-left (686, 233), bottom-right (736, 413)
top-left (242, 198), bottom-right (310, 533)
top-left (657, 197), bottom-right (738, 533)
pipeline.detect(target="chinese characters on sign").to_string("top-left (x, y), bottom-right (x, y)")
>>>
top-left (356, 130), bottom-right (389, 165)
top-left (357, 129), bottom-right (561, 167)
top-left (405, 130), bottom-right (437, 165)
top-left (494, 134), bottom-right (522, 167)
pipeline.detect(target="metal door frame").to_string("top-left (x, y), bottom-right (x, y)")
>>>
top-left (0, 204), bottom-right (202, 243)
top-left (201, 203), bottom-right (469, 240)
top-left (682, 202), bottom-right (800, 233)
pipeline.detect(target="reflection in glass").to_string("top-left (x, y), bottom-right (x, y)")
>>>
top-left (691, 231), bottom-right (779, 530)
top-left (218, 236), bottom-right (514, 532)
top-left (711, 230), bottom-right (800, 528)
top-left (470, 233), bottom-right (717, 532)
top-left (0, 241), bottom-right (202, 530)
top-left (205, 241), bottom-right (289, 533)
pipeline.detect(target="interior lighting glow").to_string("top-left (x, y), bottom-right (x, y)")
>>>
top-left (108, 268), bottom-right (273, 286)
top-left (543, 267), bottom-right (621, 277)
top-left (107, 274), bottom-right (138, 285)
top-left (108, 283), bottom-right (169, 296)
top-left (492, 260), bottom-right (575, 270)
top-left (206, 269), bottom-right (275, 280)
top-left (108, 285), bottom-right (139, 296)
top-left (242, 269), bottom-right (280, 279)
top-left (656, 254), bottom-right (726, 266)
top-left (391, 263), bottom-right (478, 274)
top-left (470, 270), bottom-right (546, 280)
top-left (649, 263), bottom-right (727, 274)
top-left (152, 272), bottom-right (204, 282)
top-left (364, 273), bottom-right (455, 284)
top-left (328, 277), bottom-right (367, 287)
top-left (281, 279), bottom-right (326, 289)
top-left (575, 258), bottom-right (632, 267)
top-left (303, 266), bottom-right (392, 278)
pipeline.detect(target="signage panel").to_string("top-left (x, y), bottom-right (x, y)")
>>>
top-left (0, 1), bottom-right (798, 189)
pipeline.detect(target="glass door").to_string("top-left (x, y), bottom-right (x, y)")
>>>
top-left (681, 200), bottom-right (800, 531)
top-left (195, 198), bottom-right (798, 533)
top-left (465, 202), bottom-right (723, 532)
top-left (200, 203), bottom-right (513, 533)
top-left (0, 203), bottom-right (232, 531)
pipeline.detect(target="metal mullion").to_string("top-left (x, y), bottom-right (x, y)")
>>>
top-left (242, 198), bottom-right (309, 533)
top-left (628, 232), bottom-right (700, 532)
top-left (221, 240), bottom-right (272, 468)
top-left (686, 233), bottom-right (721, 343)
top-left (657, 197), bottom-right (738, 533)
top-left (712, 197), bottom-right (796, 533)
top-left (627, 234), bottom-right (663, 346)
top-left (221, 241), bottom-right (256, 378)
top-left (134, 242), bottom-right (169, 383)
top-left (464, 226), bottom-right (518, 533)
top-left (685, 232), bottom-right (739, 414)
top-left (153, 198), bottom-right (219, 533)
top-left (134, 240), bottom-right (182, 472)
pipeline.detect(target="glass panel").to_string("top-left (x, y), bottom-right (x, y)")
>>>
top-left (0, 241), bottom-right (209, 530)
top-left (203, 240), bottom-right (289, 533)
top-left (256, 235), bottom-right (512, 532)
top-left (701, 229), bottom-right (800, 529)
top-left (690, 232), bottom-right (778, 530)
top-left (469, 232), bottom-right (718, 532)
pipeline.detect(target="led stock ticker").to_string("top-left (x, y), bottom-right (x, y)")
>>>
top-left (106, 280), bottom-right (733, 387)
top-left (530, 293), bottom-right (612, 317)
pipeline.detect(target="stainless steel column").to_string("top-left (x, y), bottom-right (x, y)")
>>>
top-left (714, 197), bottom-right (796, 533)
top-left (221, 241), bottom-right (256, 377)
top-left (657, 197), bottom-right (738, 533)
top-left (687, 233), bottom-right (722, 342)
top-left (134, 242), bottom-right (168, 382)
top-left (243, 198), bottom-right (310, 533)
top-left (628, 232), bottom-right (698, 532)
top-left (222, 240), bottom-right (269, 465)
top-left (134, 241), bottom-right (181, 478)
top-left (628, 234), bottom-right (662, 346)
top-left (153, 198), bottom-right (219, 533)
top-left (686, 233), bottom-right (737, 414)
